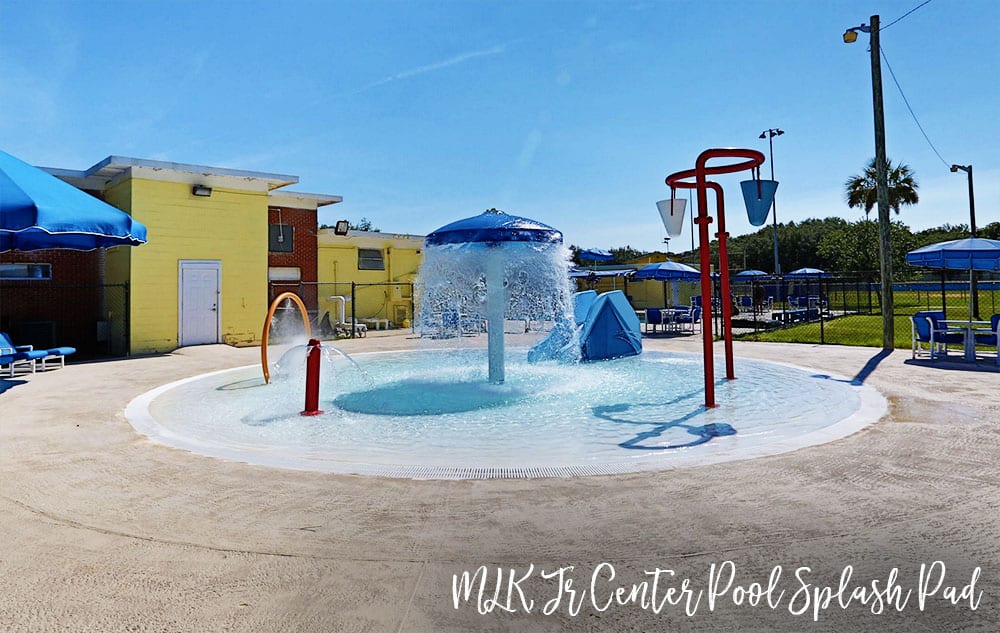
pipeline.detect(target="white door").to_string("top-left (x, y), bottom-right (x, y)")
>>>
top-left (178, 260), bottom-right (221, 346)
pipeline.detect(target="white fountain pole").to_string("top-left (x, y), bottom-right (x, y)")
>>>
top-left (485, 250), bottom-right (506, 384)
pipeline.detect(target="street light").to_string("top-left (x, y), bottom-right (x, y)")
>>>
top-left (844, 15), bottom-right (894, 351)
top-left (759, 128), bottom-right (784, 275)
top-left (951, 163), bottom-right (979, 318)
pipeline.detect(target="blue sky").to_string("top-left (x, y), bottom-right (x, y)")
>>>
top-left (1, 0), bottom-right (997, 254)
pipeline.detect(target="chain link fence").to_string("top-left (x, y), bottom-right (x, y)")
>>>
top-left (268, 281), bottom-right (415, 338)
top-left (724, 273), bottom-right (1000, 348)
top-left (0, 282), bottom-right (130, 358)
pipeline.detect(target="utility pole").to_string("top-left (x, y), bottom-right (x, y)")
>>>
top-left (870, 15), bottom-right (894, 350)
top-left (847, 14), bottom-right (894, 350)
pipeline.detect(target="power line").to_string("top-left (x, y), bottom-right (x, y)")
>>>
top-left (879, 45), bottom-right (951, 168)
top-left (882, 0), bottom-right (934, 31)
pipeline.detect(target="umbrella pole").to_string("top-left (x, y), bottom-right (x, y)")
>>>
top-left (969, 267), bottom-right (974, 326)
top-left (941, 271), bottom-right (946, 321)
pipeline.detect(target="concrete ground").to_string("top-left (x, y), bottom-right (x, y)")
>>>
top-left (1, 332), bottom-right (998, 632)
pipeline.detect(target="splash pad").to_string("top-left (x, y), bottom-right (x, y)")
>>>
top-left (126, 207), bottom-right (884, 479)
top-left (127, 347), bottom-right (884, 478)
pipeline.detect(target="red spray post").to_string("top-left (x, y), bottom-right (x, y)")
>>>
top-left (301, 338), bottom-right (324, 416)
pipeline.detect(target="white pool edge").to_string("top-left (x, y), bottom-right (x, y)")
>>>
top-left (124, 352), bottom-right (888, 480)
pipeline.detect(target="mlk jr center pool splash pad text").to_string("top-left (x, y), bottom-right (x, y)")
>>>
top-left (126, 348), bottom-right (886, 479)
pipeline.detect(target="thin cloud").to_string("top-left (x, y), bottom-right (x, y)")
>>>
top-left (358, 44), bottom-right (507, 93)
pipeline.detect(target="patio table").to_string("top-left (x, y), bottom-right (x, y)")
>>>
top-left (941, 319), bottom-right (991, 361)
top-left (660, 308), bottom-right (691, 332)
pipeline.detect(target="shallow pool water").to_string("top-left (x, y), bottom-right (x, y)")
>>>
top-left (128, 348), bottom-right (884, 478)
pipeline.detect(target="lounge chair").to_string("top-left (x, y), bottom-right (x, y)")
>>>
top-left (973, 314), bottom-right (1000, 366)
top-left (910, 311), bottom-right (962, 360)
top-left (0, 331), bottom-right (51, 377)
top-left (40, 344), bottom-right (77, 370)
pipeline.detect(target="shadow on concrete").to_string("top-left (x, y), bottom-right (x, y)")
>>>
top-left (904, 357), bottom-right (1000, 373)
top-left (851, 349), bottom-right (894, 385)
top-left (808, 349), bottom-right (894, 386)
top-left (0, 378), bottom-right (28, 394)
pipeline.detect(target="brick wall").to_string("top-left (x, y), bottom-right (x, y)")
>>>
top-left (268, 206), bottom-right (318, 309)
top-left (0, 250), bottom-right (104, 353)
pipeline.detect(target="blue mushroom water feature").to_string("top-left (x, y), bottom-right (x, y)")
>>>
top-left (421, 209), bottom-right (573, 384)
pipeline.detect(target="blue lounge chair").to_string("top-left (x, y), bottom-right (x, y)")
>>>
top-left (0, 332), bottom-right (50, 377)
top-left (910, 311), bottom-right (962, 360)
top-left (974, 314), bottom-right (1000, 366)
top-left (40, 344), bottom-right (76, 370)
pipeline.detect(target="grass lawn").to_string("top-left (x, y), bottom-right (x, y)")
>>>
top-left (738, 315), bottom-right (917, 348)
top-left (735, 288), bottom-right (1000, 349)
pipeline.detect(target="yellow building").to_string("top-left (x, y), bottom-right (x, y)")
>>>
top-left (52, 156), bottom-right (341, 354)
top-left (316, 229), bottom-right (424, 328)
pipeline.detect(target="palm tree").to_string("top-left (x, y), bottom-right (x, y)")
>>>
top-left (844, 158), bottom-right (920, 217)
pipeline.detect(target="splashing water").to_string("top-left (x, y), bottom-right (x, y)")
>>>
top-left (415, 241), bottom-right (578, 382)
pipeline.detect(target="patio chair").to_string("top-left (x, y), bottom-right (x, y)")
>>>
top-left (0, 332), bottom-right (50, 377)
top-left (910, 311), bottom-right (962, 360)
top-left (738, 295), bottom-right (753, 313)
top-left (675, 305), bottom-right (702, 334)
top-left (645, 308), bottom-right (664, 334)
top-left (973, 314), bottom-right (1000, 366)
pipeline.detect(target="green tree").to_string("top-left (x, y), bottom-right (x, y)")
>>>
top-left (817, 219), bottom-right (916, 275)
top-left (609, 246), bottom-right (647, 264)
top-left (913, 223), bottom-right (969, 248)
top-left (978, 222), bottom-right (1000, 240)
top-left (844, 158), bottom-right (920, 217)
top-left (319, 217), bottom-right (380, 232)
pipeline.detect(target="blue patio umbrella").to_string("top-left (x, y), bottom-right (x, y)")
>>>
top-left (633, 260), bottom-right (702, 309)
top-left (578, 248), bottom-right (614, 262)
top-left (0, 149), bottom-right (147, 251)
top-left (632, 260), bottom-right (701, 281)
top-left (735, 269), bottom-right (769, 277)
top-left (905, 237), bottom-right (1000, 272)
top-left (784, 267), bottom-right (829, 278)
top-left (906, 238), bottom-right (1000, 322)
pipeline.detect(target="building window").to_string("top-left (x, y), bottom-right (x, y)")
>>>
top-left (269, 224), bottom-right (294, 252)
top-left (358, 248), bottom-right (385, 270)
top-left (0, 263), bottom-right (52, 279)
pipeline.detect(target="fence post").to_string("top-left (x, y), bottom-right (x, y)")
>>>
top-left (867, 274), bottom-right (873, 314)
top-left (410, 283), bottom-right (416, 332)
top-left (351, 281), bottom-right (357, 338)
top-left (124, 282), bottom-right (131, 357)
top-left (819, 279), bottom-right (826, 344)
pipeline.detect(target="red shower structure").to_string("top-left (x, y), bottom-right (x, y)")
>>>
top-left (665, 148), bottom-right (767, 408)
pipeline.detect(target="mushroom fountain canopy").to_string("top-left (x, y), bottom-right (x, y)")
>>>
top-left (425, 209), bottom-right (562, 246)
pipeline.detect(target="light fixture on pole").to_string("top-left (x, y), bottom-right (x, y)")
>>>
top-left (758, 128), bottom-right (784, 275)
top-left (844, 15), bottom-right (894, 351)
top-left (951, 163), bottom-right (979, 318)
